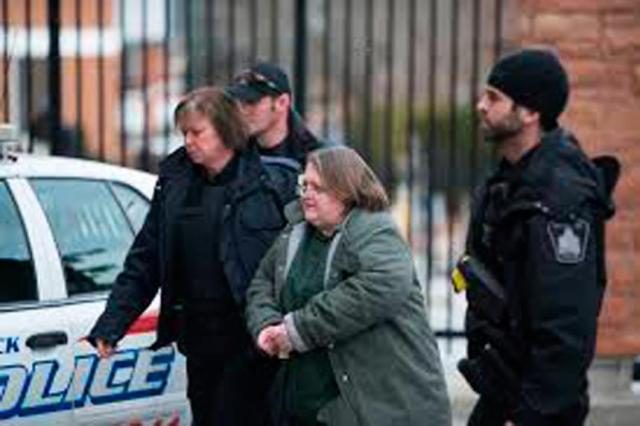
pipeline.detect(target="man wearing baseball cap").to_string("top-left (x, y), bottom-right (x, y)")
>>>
top-left (226, 62), bottom-right (325, 167)
top-left (458, 49), bottom-right (619, 425)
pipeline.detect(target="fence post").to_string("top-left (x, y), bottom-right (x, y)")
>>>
top-left (48, 0), bottom-right (61, 155)
top-left (293, 0), bottom-right (307, 117)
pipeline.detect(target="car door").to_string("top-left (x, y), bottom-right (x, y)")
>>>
top-left (29, 177), bottom-right (189, 426)
top-left (0, 178), bottom-right (76, 425)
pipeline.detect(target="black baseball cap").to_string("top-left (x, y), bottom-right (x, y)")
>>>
top-left (226, 62), bottom-right (291, 103)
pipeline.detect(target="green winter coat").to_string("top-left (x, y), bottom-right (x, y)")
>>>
top-left (246, 202), bottom-right (451, 426)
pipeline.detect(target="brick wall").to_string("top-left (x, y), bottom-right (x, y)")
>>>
top-left (517, 0), bottom-right (640, 355)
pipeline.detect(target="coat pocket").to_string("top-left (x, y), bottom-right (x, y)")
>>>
top-left (316, 396), bottom-right (359, 426)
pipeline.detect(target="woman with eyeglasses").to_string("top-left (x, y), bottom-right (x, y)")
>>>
top-left (245, 146), bottom-right (451, 426)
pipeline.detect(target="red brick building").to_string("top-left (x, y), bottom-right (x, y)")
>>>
top-left (517, 0), bottom-right (640, 356)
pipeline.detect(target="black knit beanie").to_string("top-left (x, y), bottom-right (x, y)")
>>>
top-left (488, 49), bottom-right (569, 131)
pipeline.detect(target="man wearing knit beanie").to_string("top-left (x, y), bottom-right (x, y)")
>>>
top-left (458, 49), bottom-right (619, 425)
top-left (487, 49), bottom-right (569, 132)
top-left (477, 48), bottom-right (570, 155)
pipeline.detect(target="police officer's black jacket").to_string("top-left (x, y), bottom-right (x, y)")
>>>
top-left (255, 109), bottom-right (329, 165)
top-left (89, 145), bottom-right (297, 350)
top-left (465, 128), bottom-right (616, 422)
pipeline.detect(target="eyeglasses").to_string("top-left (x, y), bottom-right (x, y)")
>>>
top-left (297, 175), bottom-right (329, 196)
top-left (234, 71), bottom-right (282, 95)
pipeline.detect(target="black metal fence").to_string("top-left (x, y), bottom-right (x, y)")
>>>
top-left (0, 0), bottom-right (515, 342)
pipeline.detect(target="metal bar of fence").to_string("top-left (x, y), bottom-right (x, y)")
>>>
top-left (445, 0), bottom-right (460, 351)
top-left (342, 0), bottom-right (352, 143)
top-left (48, 0), bottom-right (61, 156)
top-left (362, 0), bottom-right (373, 162)
top-left (270, 0), bottom-right (279, 63)
top-left (383, 0), bottom-right (394, 192)
top-left (97, 0), bottom-right (105, 161)
top-left (435, 330), bottom-right (466, 339)
top-left (227, 0), bottom-right (236, 80)
top-left (119, 0), bottom-right (127, 165)
top-left (294, 0), bottom-right (307, 117)
top-left (494, 0), bottom-right (504, 60)
top-left (26, 0), bottom-right (33, 152)
top-left (405, 0), bottom-right (416, 246)
top-left (249, 0), bottom-right (258, 63)
top-left (491, 0), bottom-right (504, 162)
top-left (74, 0), bottom-right (83, 158)
top-left (163, 0), bottom-right (171, 156)
top-left (322, 0), bottom-right (331, 138)
top-left (140, 0), bottom-right (150, 170)
top-left (206, 0), bottom-right (214, 82)
top-left (184, 0), bottom-right (193, 91)
top-left (425, 0), bottom-right (438, 315)
top-left (469, 0), bottom-right (481, 191)
top-left (2, 0), bottom-right (9, 122)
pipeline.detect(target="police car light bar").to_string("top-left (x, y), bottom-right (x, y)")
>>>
top-left (0, 123), bottom-right (19, 162)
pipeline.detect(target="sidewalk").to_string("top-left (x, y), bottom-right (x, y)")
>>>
top-left (439, 339), bottom-right (476, 426)
top-left (440, 339), bottom-right (640, 425)
top-left (425, 268), bottom-right (476, 424)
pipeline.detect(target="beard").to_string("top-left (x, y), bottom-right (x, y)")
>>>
top-left (480, 110), bottom-right (524, 143)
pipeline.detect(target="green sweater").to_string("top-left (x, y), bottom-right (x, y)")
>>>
top-left (280, 227), bottom-right (339, 423)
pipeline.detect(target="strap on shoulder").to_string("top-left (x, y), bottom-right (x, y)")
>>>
top-left (260, 155), bottom-right (302, 173)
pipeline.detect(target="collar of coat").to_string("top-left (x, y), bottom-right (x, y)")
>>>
top-left (158, 145), bottom-right (267, 201)
top-left (487, 127), bottom-right (615, 220)
top-left (282, 200), bottom-right (356, 287)
top-left (283, 200), bottom-right (356, 232)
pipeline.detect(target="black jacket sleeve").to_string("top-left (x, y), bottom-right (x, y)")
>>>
top-left (88, 180), bottom-right (163, 346)
top-left (515, 210), bottom-right (599, 423)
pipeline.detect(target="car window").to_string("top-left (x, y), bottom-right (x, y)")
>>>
top-left (0, 181), bottom-right (38, 303)
top-left (110, 182), bottom-right (150, 234)
top-left (30, 179), bottom-right (135, 296)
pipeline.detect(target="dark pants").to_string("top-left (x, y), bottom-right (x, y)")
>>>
top-left (468, 395), bottom-right (589, 426)
top-left (284, 418), bottom-right (326, 426)
top-left (467, 397), bottom-right (510, 426)
top-left (186, 348), bottom-right (278, 426)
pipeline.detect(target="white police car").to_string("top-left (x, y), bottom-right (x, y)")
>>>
top-left (0, 146), bottom-right (189, 424)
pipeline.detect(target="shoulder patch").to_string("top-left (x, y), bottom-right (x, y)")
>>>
top-left (546, 219), bottom-right (590, 264)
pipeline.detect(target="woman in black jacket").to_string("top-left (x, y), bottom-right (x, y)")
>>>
top-left (89, 87), bottom-right (297, 425)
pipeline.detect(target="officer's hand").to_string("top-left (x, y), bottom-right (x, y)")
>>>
top-left (96, 338), bottom-right (115, 358)
top-left (504, 421), bottom-right (515, 426)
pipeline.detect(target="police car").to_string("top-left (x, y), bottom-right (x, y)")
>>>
top-left (0, 139), bottom-right (189, 424)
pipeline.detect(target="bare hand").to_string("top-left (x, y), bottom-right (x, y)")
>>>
top-left (96, 338), bottom-right (115, 358)
top-left (504, 421), bottom-right (515, 426)
top-left (257, 326), bottom-right (280, 356)
top-left (271, 323), bottom-right (292, 359)
top-left (257, 324), bottom-right (293, 358)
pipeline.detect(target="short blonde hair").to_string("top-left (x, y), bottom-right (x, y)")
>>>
top-left (307, 146), bottom-right (389, 212)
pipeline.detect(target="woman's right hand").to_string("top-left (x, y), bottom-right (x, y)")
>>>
top-left (258, 324), bottom-right (293, 359)
top-left (96, 338), bottom-right (115, 358)
top-left (257, 326), bottom-right (279, 356)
